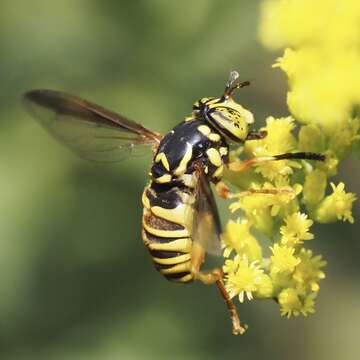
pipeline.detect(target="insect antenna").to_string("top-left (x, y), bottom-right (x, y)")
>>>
top-left (223, 70), bottom-right (250, 99)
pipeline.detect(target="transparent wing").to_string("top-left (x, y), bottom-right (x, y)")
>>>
top-left (192, 164), bottom-right (222, 256)
top-left (23, 89), bottom-right (162, 162)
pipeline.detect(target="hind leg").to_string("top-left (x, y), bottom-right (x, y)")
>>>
top-left (191, 242), bottom-right (246, 335)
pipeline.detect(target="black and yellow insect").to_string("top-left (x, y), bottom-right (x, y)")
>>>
top-left (23, 71), bottom-right (324, 335)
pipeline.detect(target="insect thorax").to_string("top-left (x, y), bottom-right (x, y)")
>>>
top-left (150, 119), bottom-right (229, 186)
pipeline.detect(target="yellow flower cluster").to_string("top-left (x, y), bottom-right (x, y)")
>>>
top-left (260, 0), bottom-right (360, 136)
top-left (220, 0), bottom-right (358, 331)
top-left (315, 182), bottom-right (357, 224)
top-left (223, 201), bottom-right (326, 317)
top-left (222, 117), bottom-right (355, 319)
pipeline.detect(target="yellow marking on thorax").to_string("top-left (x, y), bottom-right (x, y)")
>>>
top-left (206, 148), bottom-right (222, 167)
top-left (209, 133), bottom-right (221, 142)
top-left (213, 164), bottom-right (224, 178)
top-left (179, 173), bottom-right (197, 188)
top-left (174, 142), bottom-right (193, 176)
top-left (197, 125), bottom-right (211, 136)
top-left (154, 174), bottom-right (172, 184)
top-left (179, 190), bottom-right (196, 207)
top-left (155, 152), bottom-right (170, 171)
top-left (219, 147), bottom-right (228, 156)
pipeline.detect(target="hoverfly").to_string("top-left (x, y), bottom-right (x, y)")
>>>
top-left (23, 71), bottom-right (324, 334)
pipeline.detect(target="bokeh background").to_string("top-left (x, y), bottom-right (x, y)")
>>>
top-left (0, 1), bottom-right (359, 359)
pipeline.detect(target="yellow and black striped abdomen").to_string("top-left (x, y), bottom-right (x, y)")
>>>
top-left (141, 184), bottom-right (195, 283)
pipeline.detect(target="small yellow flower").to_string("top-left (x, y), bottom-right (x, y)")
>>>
top-left (298, 124), bottom-right (325, 153)
top-left (280, 212), bottom-right (314, 247)
top-left (229, 188), bottom-right (275, 236)
top-left (315, 182), bottom-right (357, 223)
top-left (254, 273), bottom-right (274, 299)
top-left (316, 150), bottom-right (339, 177)
top-left (270, 244), bottom-right (300, 275)
top-left (259, 0), bottom-right (360, 50)
top-left (277, 47), bottom-right (360, 133)
top-left (271, 272), bottom-right (293, 295)
top-left (223, 258), bottom-right (239, 275)
top-left (301, 293), bottom-right (317, 317)
top-left (303, 169), bottom-right (327, 207)
top-left (329, 118), bottom-right (360, 159)
top-left (231, 181), bottom-right (302, 219)
top-left (244, 116), bottom-right (298, 181)
top-left (229, 180), bottom-right (304, 239)
top-left (221, 219), bottom-right (262, 261)
top-left (293, 248), bottom-right (326, 294)
top-left (278, 288), bottom-right (302, 318)
top-left (261, 0), bottom-right (360, 134)
top-left (224, 255), bottom-right (265, 303)
top-left (260, 0), bottom-right (360, 50)
top-left (278, 288), bottom-right (316, 318)
top-left (266, 181), bottom-right (302, 218)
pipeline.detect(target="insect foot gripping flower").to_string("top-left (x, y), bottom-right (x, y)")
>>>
top-left (218, 0), bottom-right (359, 332)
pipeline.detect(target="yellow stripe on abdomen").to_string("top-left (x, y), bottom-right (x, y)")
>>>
top-left (141, 194), bottom-right (194, 283)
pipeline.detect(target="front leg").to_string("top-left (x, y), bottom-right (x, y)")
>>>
top-left (228, 152), bottom-right (325, 172)
top-left (215, 181), bottom-right (232, 199)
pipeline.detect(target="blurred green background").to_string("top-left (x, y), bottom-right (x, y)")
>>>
top-left (0, 1), bottom-right (359, 359)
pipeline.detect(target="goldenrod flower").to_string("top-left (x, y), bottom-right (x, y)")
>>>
top-left (229, 188), bottom-right (275, 236)
top-left (219, 0), bottom-right (358, 331)
top-left (224, 255), bottom-right (265, 303)
top-left (280, 212), bottom-right (314, 247)
top-left (230, 181), bottom-right (302, 236)
top-left (278, 288), bottom-right (302, 318)
top-left (245, 116), bottom-right (299, 181)
top-left (303, 169), bottom-right (327, 207)
top-left (316, 150), bottom-right (339, 178)
top-left (221, 219), bottom-right (262, 261)
top-left (278, 288), bottom-right (316, 318)
top-left (254, 273), bottom-right (274, 299)
top-left (329, 118), bottom-right (360, 159)
top-left (276, 48), bottom-right (360, 133)
top-left (293, 249), bottom-right (326, 294)
top-left (266, 181), bottom-right (302, 218)
top-left (260, 0), bottom-right (360, 50)
top-left (315, 182), bottom-right (357, 223)
top-left (260, 1), bottom-right (360, 133)
top-left (270, 244), bottom-right (300, 275)
top-left (298, 124), bottom-right (325, 154)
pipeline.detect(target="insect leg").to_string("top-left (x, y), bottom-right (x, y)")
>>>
top-left (215, 279), bottom-right (246, 335)
top-left (190, 242), bottom-right (220, 283)
top-left (228, 151), bottom-right (325, 172)
top-left (191, 242), bottom-right (246, 335)
top-left (215, 181), bottom-right (232, 199)
top-left (215, 180), bottom-right (293, 200)
top-left (245, 130), bottom-right (267, 140)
